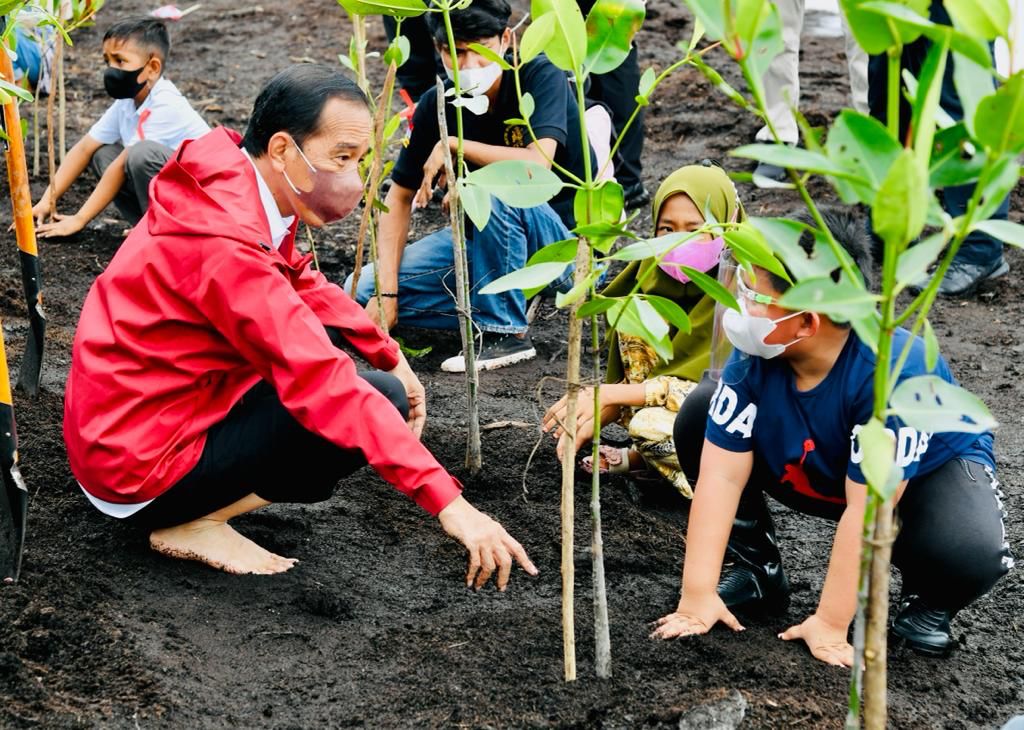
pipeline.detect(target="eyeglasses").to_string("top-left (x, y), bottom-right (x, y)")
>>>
top-left (734, 266), bottom-right (778, 306)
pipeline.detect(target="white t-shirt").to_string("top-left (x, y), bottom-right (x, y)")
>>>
top-left (87, 76), bottom-right (209, 150)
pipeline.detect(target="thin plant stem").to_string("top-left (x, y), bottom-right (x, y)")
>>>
top-left (304, 224), bottom-right (320, 272)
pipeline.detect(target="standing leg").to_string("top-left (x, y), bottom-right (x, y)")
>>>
top-left (891, 457), bottom-right (1013, 654)
top-left (841, 14), bottom-right (870, 113)
top-left (756, 0), bottom-right (805, 145)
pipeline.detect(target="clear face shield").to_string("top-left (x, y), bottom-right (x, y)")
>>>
top-left (708, 248), bottom-right (739, 382)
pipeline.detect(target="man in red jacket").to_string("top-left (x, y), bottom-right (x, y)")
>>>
top-left (64, 65), bottom-right (536, 589)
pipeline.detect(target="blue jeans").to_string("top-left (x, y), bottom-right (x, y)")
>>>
top-left (345, 199), bottom-right (572, 334)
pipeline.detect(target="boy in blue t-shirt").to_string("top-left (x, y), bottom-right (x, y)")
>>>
top-left (30, 18), bottom-right (209, 237)
top-left (653, 209), bottom-right (1012, 663)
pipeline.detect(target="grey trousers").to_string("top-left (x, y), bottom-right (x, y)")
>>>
top-left (89, 140), bottom-right (172, 225)
top-left (756, 0), bottom-right (870, 144)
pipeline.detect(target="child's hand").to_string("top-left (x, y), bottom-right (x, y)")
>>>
top-left (37, 213), bottom-right (85, 239)
top-left (779, 613), bottom-right (853, 667)
top-left (650, 593), bottom-right (744, 640)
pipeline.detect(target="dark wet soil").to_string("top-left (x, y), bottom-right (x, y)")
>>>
top-left (0, 1), bottom-right (1022, 727)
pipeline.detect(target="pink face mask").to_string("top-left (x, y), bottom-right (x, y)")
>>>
top-left (658, 235), bottom-right (726, 285)
top-left (283, 140), bottom-right (364, 224)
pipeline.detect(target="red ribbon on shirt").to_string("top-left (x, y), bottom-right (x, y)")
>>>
top-left (136, 109), bottom-right (151, 141)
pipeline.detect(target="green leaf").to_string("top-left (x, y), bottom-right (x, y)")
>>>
top-left (685, 0), bottom-right (727, 42)
top-left (338, 52), bottom-right (356, 72)
top-left (680, 265), bottom-right (740, 312)
top-left (945, 0), bottom-right (1010, 40)
top-left (531, 0), bottom-right (588, 72)
top-left (520, 11), bottom-right (556, 64)
top-left (606, 297), bottom-right (673, 362)
top-left (394, 335), bottom-right (433, 358)
top-left (952, 51), bottom-right (995, 140)
top-left (690, 56), bottom-right (752, 110)
top-left (0, 77), bottom-right (33, 103)
top-left (748, 217), bottom-right (847, 282)
top-left (724, 223), bottom-right (790, 283)
top-left (909, 32), bottom-right (949, 171)
top-left (732, 143), bottom-right (863, 180)
top-left (609, 230), bottom-right (702, 261)
top-left (841, 0), bottom-right (929, 54)
top-left (857, 417), bottom-right (896, 497)
top-left (975, 71), bottom-right (1024, 154)
top-left (872, 149), bottom-right (928, 249)
top-left (459, 180), bottom-right (492, 231)
top-left (973, 219), bottom-right (1024, 248)
top-left (922, 318), bottom-right (939, 372)
top-left (929, 124), bottom-right (984, 188)
top-left (643, 294), bottom-right (693, 334)
top-left (384, 35), bottom-right (411, 67)
top-left (637, 66), bottom-right (656, 100)
top-left (336, 0), bottom-right (427, 18)
top-left (688, 16), bottom-right (705, 52)
top-left (574, 180), bottom-right (623, 229)
top-left (583, 0), bottom-right (646, 76)
top-left (827, 107), bottom-right (901, 201)
top-left (577, 295), bottom-right (617, 318)
top-left (465, 160), bottom-right (564, 208)
top-left (848, 310), bottom-right (882, 353)
top-left (467, 42), bottom-right (512, 70)
top-left (739, 0), bottom-right (784, 104)
top-left (778, 276), bottom-right (880, 319)
top-left (527, 237), bottom-right (579, 265)
top-left (895, 232), bottom-right (946, 287)
top-left (519, 92), bottom-right (535, 122)
top-left (555, 268), bottom-right (600, 307)
top-left (479, 261), bottom-right (571, 294)
top-left (889, 376), bottom-right (997, 434)
top-left (973, 157), bottom-right (1020, 222)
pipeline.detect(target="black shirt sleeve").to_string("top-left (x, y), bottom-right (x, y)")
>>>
top-left (519, 59), bottom-right (570, 148)
top-left (390, 87), bottom-right (442, 192)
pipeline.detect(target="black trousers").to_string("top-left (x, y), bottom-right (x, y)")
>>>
top-left (673, 375), bottom-right (1013, 611)
top-left (383, 15), bottom-right (444, 103)
top-left (130, 330), bottom-right (409, 530)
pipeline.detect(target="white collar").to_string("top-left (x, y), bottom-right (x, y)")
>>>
top-left (242, 149), bottom-right (295, 249)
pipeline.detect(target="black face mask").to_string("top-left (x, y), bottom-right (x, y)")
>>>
top-left (103, 65), bottom-right (147, 99)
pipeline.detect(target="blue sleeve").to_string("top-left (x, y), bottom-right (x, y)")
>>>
top-left (704, 359), bottom-right (758, 453)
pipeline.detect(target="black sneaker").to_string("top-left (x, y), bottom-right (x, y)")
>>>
top-left (440, 333), bottom-right (536, 373)
top-left (717, 560), bottom-right (791, 615)
top-left (622, 183), bottom-right (652, 211)
top-left (890, 594), bottom-right (954, 656)
top-left (909, 257), bottom-right (1009, 298)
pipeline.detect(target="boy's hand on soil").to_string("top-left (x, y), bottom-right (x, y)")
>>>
top-left (37, 213), bottom-right (85, 239)
top-left (438, 496), bottom-right (538, 591)
top-left (779, 614), bottom-right (853, 667)
top-left (651, 593), bottom-right (744, 639)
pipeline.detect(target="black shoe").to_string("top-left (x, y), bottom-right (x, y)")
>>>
top-left (909, 257), bottom-right (1009, 298)
top-left (440, 333), bottom-right (536, 373)
top-left (718, 559), bottom-right (791, 614)
top-left (890, 594), bottom-right (954, 656)
top-left (622, 183), bottom-right (651, 211)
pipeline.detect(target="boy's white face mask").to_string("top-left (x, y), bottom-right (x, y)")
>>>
top-left (722, 299), bottom-right (807, 359)
top-left (445, 60), bottom-right (503, 98)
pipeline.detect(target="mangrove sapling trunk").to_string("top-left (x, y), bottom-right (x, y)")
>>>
top-left (32, 96), bottom-right (39, 176)
top-left (434, 77), bottom-right (482, 472)
top-left (590, 308), bottom-right (611, 678)
top-left (349, 59), bottom-right (398, 328)
top-left (863, 498), bottom-right (896, 728)
top-left (57, 40), bottom-right (65, 163)
top-left (439, 8), bottom-right (482, 472)
top-left (46, 34), bottom-right (62, 220)
top-left (351, 14), bottom-right (369, 95)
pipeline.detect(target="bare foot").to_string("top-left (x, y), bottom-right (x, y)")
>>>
top-left (149, 519), bottom-right (298, 575)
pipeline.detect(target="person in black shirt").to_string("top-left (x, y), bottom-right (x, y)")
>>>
top-left (345, 0), bottom-right (595, 372)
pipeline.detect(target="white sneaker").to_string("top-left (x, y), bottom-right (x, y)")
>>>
top-left (441, 333), bottom-right (536, 373)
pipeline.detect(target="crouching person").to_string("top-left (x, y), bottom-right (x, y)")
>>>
top-left (64, 65), bottom-right (536, 589)
top-left (653, 209), bottom-right (1012, 662)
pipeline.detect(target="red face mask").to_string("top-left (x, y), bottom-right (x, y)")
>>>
top-left (283, 139), bottom-right (364, 224)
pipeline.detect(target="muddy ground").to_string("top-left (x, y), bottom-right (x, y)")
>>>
top-left (1, 0), bottom-right (1022, 727)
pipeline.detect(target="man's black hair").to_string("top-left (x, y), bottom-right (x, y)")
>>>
top-left (104, 17), bottom-right (171, 62)
top-left (425, 0), bottom-right (511, 45)
top-left (241, 64), bottom-right (369, 157)
top-left (767, 208), bottom-right (874, 327)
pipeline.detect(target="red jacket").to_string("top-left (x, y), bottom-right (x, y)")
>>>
top-left (64, 127), bottom-right (461, 515)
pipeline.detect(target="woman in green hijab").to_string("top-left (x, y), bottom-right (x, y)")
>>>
top-left (543, 162), bottom-right (744, 497)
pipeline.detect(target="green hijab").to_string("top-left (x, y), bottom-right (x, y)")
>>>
top-left (605, 164), bottom-right (745, 383)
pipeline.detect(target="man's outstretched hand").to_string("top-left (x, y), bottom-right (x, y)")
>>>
top-left (438, 496), bottom-right (538, 591)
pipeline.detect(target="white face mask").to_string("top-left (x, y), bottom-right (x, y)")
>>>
top-left (722, 299), bottom-right (807, 359)
top-left (446, 60), bottom-right (503, 97)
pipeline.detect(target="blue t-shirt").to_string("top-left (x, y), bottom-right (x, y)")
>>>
top-left (705, 328), bottom-right (994, 509)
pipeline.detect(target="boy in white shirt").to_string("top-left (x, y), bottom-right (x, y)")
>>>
top-left (32, 17), bottom-right (209, 237)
